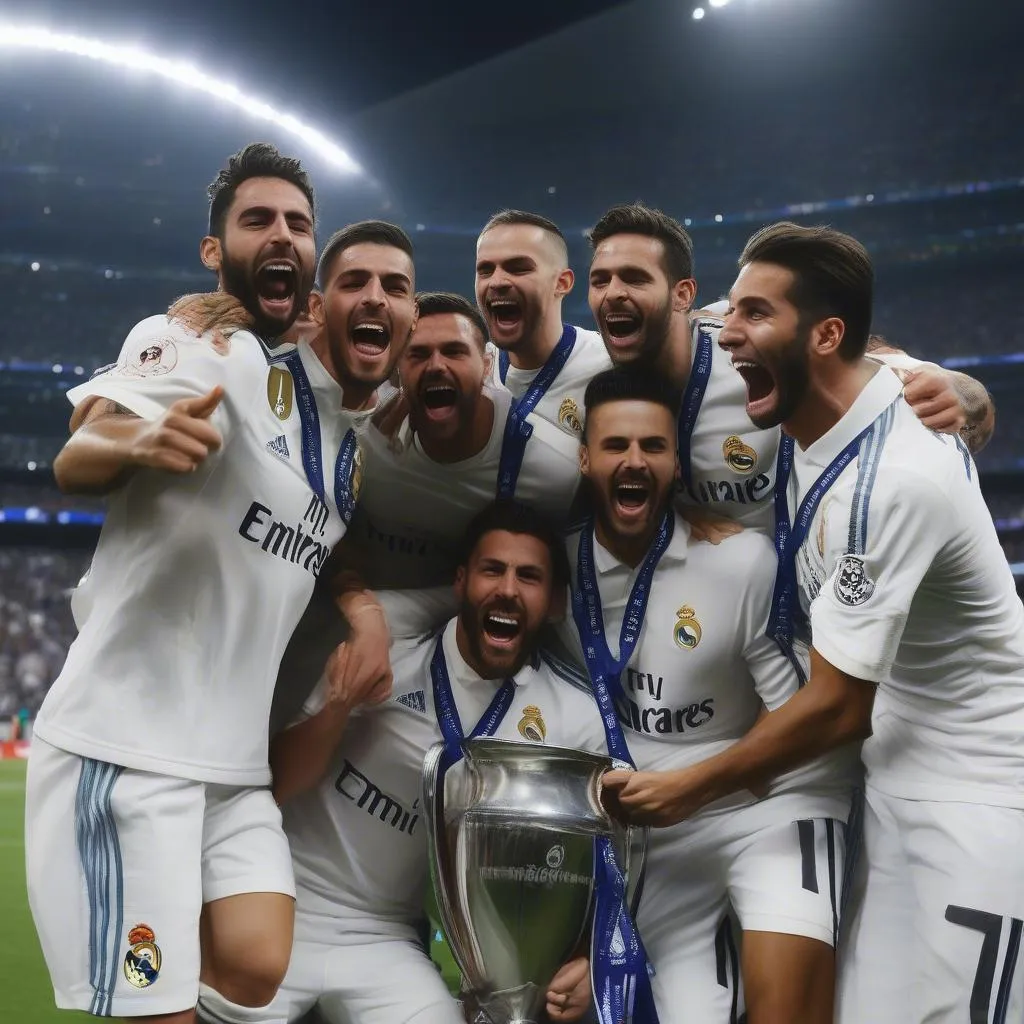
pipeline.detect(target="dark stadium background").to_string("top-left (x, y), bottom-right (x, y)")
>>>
top-left (1, 0), bottom-right (1023, 734)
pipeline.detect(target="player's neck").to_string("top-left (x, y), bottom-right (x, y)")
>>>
top-left (653, 315), bottom-right (693, 390)
top-left (420, 393), bottom-right (496, 464)
top-left (785, 359), bottom-right (882, 449)
top-left (594, 512), bottom-right (663, 570)
top-left (309, 334), bottom-right (379, 411)
top-left (506, 316), bottom-right (564, 372)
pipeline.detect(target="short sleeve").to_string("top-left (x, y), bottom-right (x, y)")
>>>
top-left (68, 316), bottom-right (260, 441)
top-left (810, 471), bottom-right (951, 682)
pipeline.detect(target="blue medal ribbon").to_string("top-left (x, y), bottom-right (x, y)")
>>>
top-left (283, 350), bottom-right (359, 527)
top-left (767, 426), bottom-right (874, 673)
top-left (496, 324), bottom-right (577, 499)
top-left (676, 323), bottom-right (714, 500)
top-left (429, 633), bottom-right (517, 772)
top-left (570, 513), bottom-right (673, 1024)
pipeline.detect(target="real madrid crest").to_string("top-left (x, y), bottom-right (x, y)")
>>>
top-left (673, 605), bottom-right (702, 650)
top-left (722, 435), bottom-right (757, 475)
top-left (123, 923), bottom-right (161, 989)
top-left (558, 397), bottom-right (583, 436)
top-left (267, 366), bottom-right (294, 421)
top-left (517, 704), bottom-right (547, 742)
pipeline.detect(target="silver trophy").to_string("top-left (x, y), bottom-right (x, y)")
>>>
top-left (423, 737), bottom-right (639, 1024)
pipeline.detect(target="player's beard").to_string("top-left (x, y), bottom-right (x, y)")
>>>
top-left (602, 297), bottom-right (674, 368)
top-left (750, 322), bottom-right (813, 429)
top-left (457, 596), bottom-right (537, 679)
top-left (219, 244), bottom-right (313, 341)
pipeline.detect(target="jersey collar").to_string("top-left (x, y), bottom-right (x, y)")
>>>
top-left (801, 365), bottom-right (903, 470)
top-left (590, 511), bottom-right (689, 576)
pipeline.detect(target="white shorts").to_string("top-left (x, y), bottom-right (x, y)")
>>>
top-left (837, 786), bottom-right (1024, 1024)
top-left (25, 737), bottom-right (294, 1017)
top-left (638, 802), bottom-right (846, 1024)
top-left (259, 925), bottom-right (461, 1024)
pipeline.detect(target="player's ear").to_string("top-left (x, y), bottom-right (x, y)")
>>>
top-left (673, 277), bottom-right (697, 313)
top-left (814, 317), bottom-right (845, 358)
top-left (454, 565), bottom-right (467, 602)
top-left (308, 290), bottom-right (325, 326)
top-left (555, 267), bottom-right (574, 299)
top-left (200, 236), bottom-right (222, 274)
top-left (579, 442), bottom-right (591, 477)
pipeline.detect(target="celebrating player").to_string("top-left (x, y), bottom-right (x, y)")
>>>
top-left (587, 203), bottom-right (995, 535)
top-left (24, 144), bottom-right (379, 1024)
top-left (561, 366), bottom-right (853, 1023)
top-left (267, 500), bottom-right (606, 1024)
top-left (666, 220), bottom-right (1024, 1021)
top-left (345, 291), bottom-right (581, 597)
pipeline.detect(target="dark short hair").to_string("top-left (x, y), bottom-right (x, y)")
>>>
top-left (739, 222), bottom-right (874, 360)
top-left (415, 291), bottom-right (489, 349)
top-left (582, 366), bottom-right (683, 440)
top-left (207, 142), bottom-right (315, 239)
top-left (479, 209), bottom-right (568, 262)
top-left (317, 220), bottom-right (414, 288)
top-left (460, 499), bottom-right (570, 592)
top-left (588, 203), bottom-right (695, 284)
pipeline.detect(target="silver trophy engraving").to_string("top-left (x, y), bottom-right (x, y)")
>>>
top-left (424, 737), bottom-right (637, 1024)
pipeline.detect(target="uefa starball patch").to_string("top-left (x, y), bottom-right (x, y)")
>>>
top-left (123, 923), bottom-right (161, 988)
top-left (833, 554), bottom-right (875, 606)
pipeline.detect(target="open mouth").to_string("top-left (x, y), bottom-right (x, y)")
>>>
top-left (487, 298), bottom-right (523, 334)
top-left (351, 320), bottom-right (390, 357)
top-left (420, 382), bottom-right (459, 420)
top-left (256, 262), bottom-right (297, 314)
top-left (603, 311), bottom-right (642, 343)
top-left (732, 360), bottom-right (776, 415)
top-left (482, 609), bottom-right (522, 646)
top-left (613, 479), bottom-right (651, 521)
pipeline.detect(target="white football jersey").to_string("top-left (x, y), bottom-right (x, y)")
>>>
top-left (283, 618), bottom-right (607, 939)
top-left (350, 386), bottom-right (581, 589)
top-left (560, 515), bottom-right (854, 822)
top-left (677, 315), bottom-right (780, 531)
top-left (34, 317), bottom-right (360, 786)
top-left (790, 365), bottom-right (1024, 808)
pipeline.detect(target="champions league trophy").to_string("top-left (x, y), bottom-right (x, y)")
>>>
top-left (424, 737), bottom-right (638, 1024)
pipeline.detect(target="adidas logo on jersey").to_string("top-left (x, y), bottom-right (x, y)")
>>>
top-left (395, 690), bottom-right (426, 713)
top-left (266, 434), bottom-right (290, 462)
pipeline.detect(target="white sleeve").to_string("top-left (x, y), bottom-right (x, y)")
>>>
top-left (869, 351), bottom-right (923, 372)
top-left (810, 471), bottom-right (952, 682)
top-left (68, 316), bottom-right (259, 441)
top-left (375, 586), bottom-right (458, 640)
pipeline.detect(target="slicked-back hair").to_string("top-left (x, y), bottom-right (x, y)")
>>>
top-left (207, 142), bottom-right (315, 239)
top-left (460, 499), bottom-right (570, 592)
top-left (479, 209), bottom-right (568, 263)
top-left (317, 220), bottom-right (415, 288)
top-left (582, 366), bottom-right (683, 441)
top-left (588, 203), bottom-right (695, 284)
top-left (415, 291), bottom-right (489, 349)
top-left (740, 222), bottom-right (874, 361)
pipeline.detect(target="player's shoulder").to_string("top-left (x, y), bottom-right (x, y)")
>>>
top-left (565, 326), bottom-right (613, 380)
top-left (533, 645), bottom-right (594, 699)
top-left (686, 526), bottom-right (778, 588)
top-left (387, 632), bottom-right (438, 712)
top-left (119, 315), bottom-right (269, 374)
top-left (876, 402), bottom-right (973, 498)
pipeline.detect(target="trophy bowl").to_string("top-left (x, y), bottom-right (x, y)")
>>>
top-left (424, 737), bottom-right (622, 1024)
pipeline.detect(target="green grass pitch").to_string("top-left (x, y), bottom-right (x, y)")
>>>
top-left (0, 759), bottom-right (459, 1021)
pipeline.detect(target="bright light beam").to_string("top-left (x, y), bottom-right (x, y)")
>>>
top-left (0, 24), bottom-right (361, 173)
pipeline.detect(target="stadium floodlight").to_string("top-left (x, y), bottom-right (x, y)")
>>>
top-left (692, 7), bottom-right (706, 19)
top-left (0, 24), bottom-right (361, 173)
top-left (709, 0), bottom-right (731, 7)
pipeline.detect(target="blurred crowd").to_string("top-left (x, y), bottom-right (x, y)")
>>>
top-left (0, 547), bottom-right (89, 721)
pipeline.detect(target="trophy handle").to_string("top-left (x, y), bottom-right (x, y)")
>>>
top-left (422, 742), bottom-right (480, 989)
